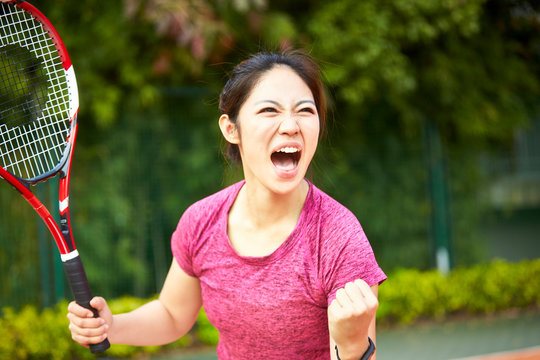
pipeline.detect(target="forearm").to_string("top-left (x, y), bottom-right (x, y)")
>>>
top-left (331, 318), bottom-right (377, 360)
top-left (108, 299), bottom-right (197, 346)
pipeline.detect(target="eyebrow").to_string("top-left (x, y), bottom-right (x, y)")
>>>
top-left (255, 99), bottom-right (316, 107)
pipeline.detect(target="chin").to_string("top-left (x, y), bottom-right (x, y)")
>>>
top-left (270, 173), bottom-right (307, 195)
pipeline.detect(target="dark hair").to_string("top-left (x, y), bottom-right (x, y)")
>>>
top-left (219, 49), bottom-right (327, 163)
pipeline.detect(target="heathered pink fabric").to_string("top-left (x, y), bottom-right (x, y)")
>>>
top-left (171, 180), bottom-right (386, 359)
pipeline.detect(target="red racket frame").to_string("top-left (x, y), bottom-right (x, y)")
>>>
top-left (0, 1), bottom-right (109, 353)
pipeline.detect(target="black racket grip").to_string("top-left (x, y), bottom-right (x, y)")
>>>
top-left (63, 256), bottom-right (111, 354)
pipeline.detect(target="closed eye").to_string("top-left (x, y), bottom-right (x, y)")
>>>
top-left (257, 107), bottom-right (278, 114)
top-left (299, 107), bottom-right (316, 114)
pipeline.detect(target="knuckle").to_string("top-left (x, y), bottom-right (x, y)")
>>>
top-left (341, 308), bottom-right (354, 319)
top-left (365, 295), bottom-right (378, 309)
top-left (82, 318), bottom-right (94, 327)
top-left (353, 304), bottom-right (367, 316)
top-left (72, 317), bottom-right (83, 327)
top-left (68, 301), bottom-right (81, 313)
top-left (354, 278), bottom-right (368, 286)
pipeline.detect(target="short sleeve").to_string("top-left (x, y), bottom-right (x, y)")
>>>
top-left (320, 210), bottom-right (386, 305)
top-left (171, 206), bottom-right (197, 278)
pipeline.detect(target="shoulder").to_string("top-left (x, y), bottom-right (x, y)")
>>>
top-left (176, 181), bottom-right (243, 237)
top-left (183, 181), bottom-right (243, 220)
top-left (309, 183), bottom-right (362, 233)
top-left (171, 181), bottom-right (243, 268)
top-left (307, 183), bottom-right (368, 252)
top-left (305, 183), bottom-right (386, 294)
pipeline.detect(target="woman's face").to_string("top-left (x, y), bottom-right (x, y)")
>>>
top-left (229, 65), bottom-right (320, 195)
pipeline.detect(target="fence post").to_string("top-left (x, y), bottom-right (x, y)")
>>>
top-left (423, 120), bottom-right (453, 275)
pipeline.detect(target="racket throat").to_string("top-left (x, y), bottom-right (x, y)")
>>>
top-left (59, 211), bottom-right (76, 253)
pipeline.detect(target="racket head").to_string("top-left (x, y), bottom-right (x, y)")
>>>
top-left (0, 1), bottom-right (79, 184)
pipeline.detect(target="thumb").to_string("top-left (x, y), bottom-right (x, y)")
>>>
top-left (89, 297), bottom-right (113, 323)
top-left (89, 296), bottom-right (107, 312)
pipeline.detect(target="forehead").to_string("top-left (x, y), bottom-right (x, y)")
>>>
top-left (246, 65), bottom-right (314, 103)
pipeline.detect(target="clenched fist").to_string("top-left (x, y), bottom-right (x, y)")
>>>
top-left (328, 279), bottom-right (378, 360)
top-left (67, 297), bottom-right (112, 348)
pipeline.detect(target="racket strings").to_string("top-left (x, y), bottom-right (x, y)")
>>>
top-left (1, 120), bottom-right (67, 179)
top-left (0, 4), bottom-right (71, 180)
top-left (0, 44), bottom-right (49, 126)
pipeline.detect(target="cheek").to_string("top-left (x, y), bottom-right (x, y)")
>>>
top-left (299, 125), bottom-right (319, 165)
top-left (305, 120), bottom-right (320, 147)
top-left (237, 123), bottom-right (272, 157)
top-left (241, 121), bottom-right (276, 145)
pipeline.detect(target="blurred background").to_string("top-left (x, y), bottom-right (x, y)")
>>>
top-left (0, 0), bottom-right (539, 348)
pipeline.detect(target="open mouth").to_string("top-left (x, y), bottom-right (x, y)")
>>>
top-left (271, 147), bottom-right (301, 171)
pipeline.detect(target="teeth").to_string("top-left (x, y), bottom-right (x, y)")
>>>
top-left (277, 147), bottom-right (299, 153)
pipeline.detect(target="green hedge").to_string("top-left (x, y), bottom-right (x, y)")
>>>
top-left (377, 258), bottom-right (540, 324)
top-left (0, 298), bottom-right (192, 360)
top-left (1, 259), bottom-right (539, 359)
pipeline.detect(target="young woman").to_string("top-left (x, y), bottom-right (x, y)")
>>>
top-left (67, 50), bottom-right (386, 360)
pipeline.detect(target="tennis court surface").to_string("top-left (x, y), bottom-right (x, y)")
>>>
top-left (376, 310), bottom-right (540, 360)
top-left (453, 346), bottom-right (540, 360)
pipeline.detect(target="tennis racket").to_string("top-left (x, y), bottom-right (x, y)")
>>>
top-left (0, 1), bottom-right (109, 354)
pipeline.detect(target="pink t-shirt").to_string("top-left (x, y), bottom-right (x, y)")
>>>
top-left (171, 180), bottom-right (386, 359)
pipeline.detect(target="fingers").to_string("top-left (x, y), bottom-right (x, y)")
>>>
top-left (68, 318), bottom-right (108, 346)
top-left (332, 279), bottom-right (378, 312)
top-left (328, 279), bottom-right (379, 334)
top-left (67, 298), bottom-right (110, 346)
top-left (328, 279), bottom-right (378, 357)
top-left (90, 296), bottom-right (107, 313)
top-left (353, 279), bottom-right (379, 309)
top-left (67, 301), bottom-right (94, 319)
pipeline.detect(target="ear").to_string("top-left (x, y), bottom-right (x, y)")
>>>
top-left (219, 114), bottom-right (240, 144)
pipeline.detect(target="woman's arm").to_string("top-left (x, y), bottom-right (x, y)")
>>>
top-left (328, 282), bottom-right (379, 360)
top-left (68, 260), bottom-right (202, 347)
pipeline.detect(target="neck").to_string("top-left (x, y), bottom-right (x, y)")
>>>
top-left (235, 179), bottom-right (309, 229)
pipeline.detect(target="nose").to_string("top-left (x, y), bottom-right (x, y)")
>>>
top-left (278, 114), bottom-right (299, 135)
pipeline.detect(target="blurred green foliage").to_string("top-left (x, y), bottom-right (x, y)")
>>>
top-left (377, 259), bottom-right (540, 325)
top-left (1, 0), bottom-right (539, 307)
top-left (0, 296), bottom-right (192, 360)
top-left (196, 307), bottom-right (220, 346)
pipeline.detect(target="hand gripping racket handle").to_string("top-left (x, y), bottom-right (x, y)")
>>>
top-left (63, 255), bottom-right (111, 354)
